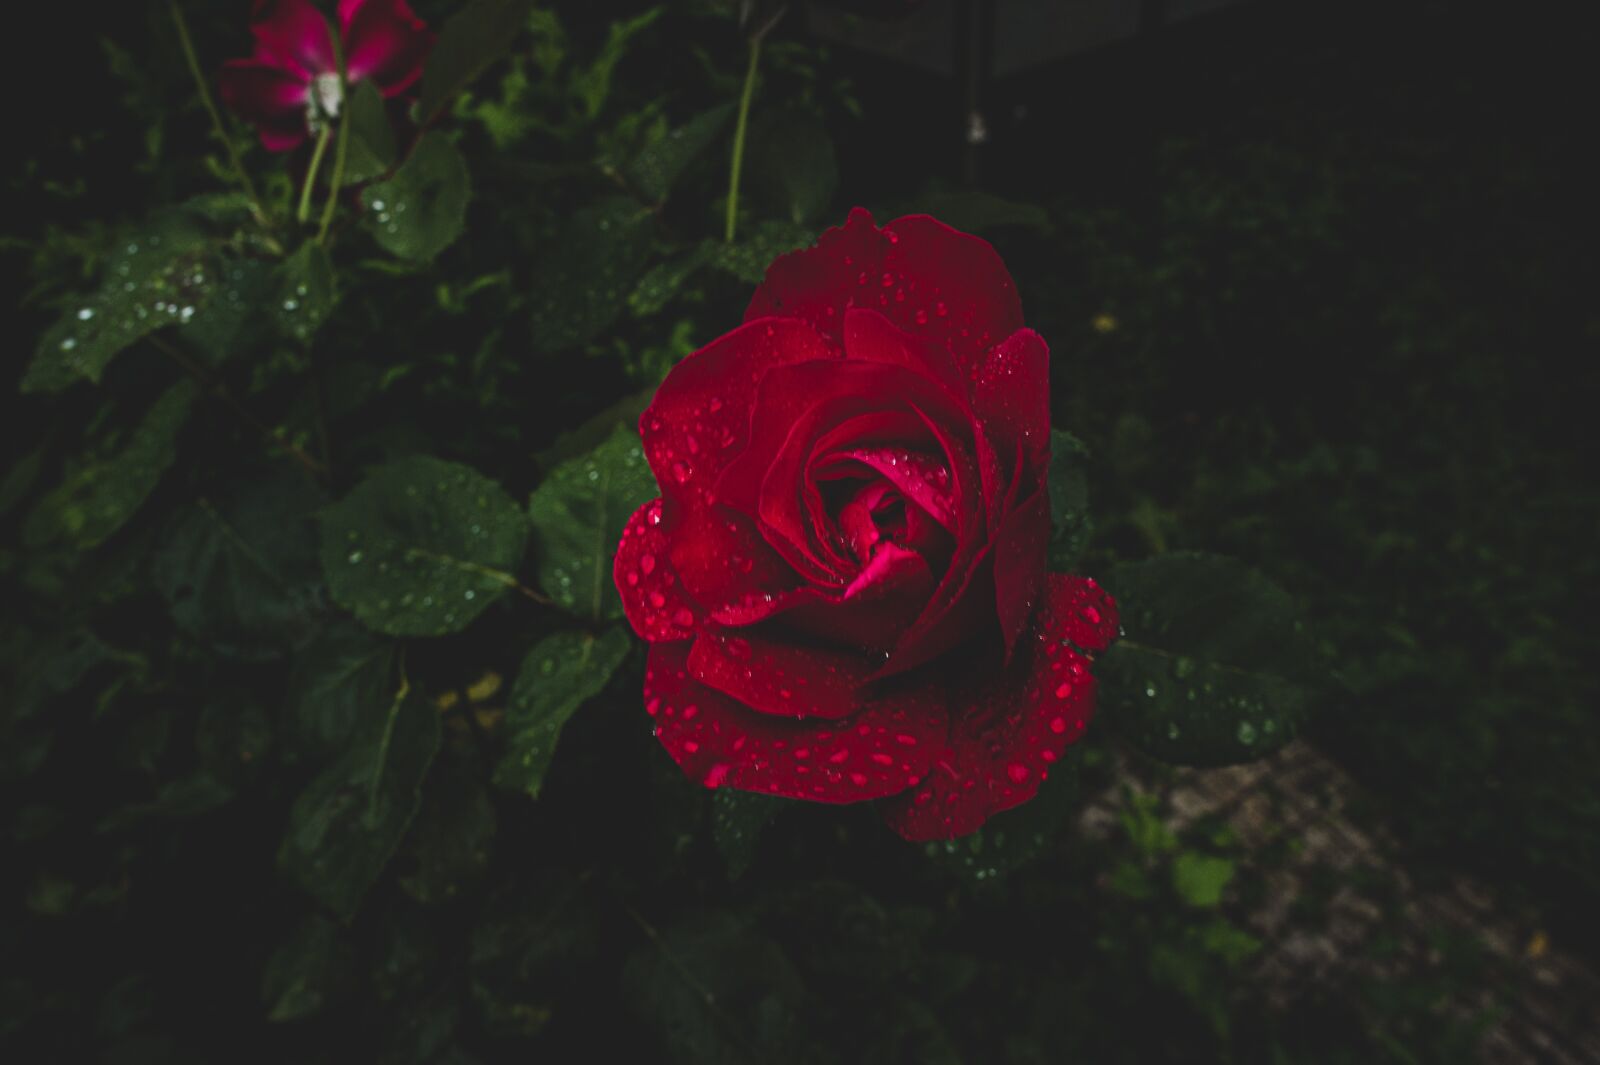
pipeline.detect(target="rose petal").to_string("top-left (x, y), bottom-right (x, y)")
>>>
top-left (744, 207), bottom-right (886, 340)
top-left (1054, 574), bottom-right (1120, 653)
top-left (343, 0), bottom-right (434, 95)
top-left (687, 629), bottom-right (879, 720)
top-left (250, 0), bottom-right (337, 76)
top-left (815, 445), bottom-right (957, 532)
top-left (841, 306), bottom-right (964, 403)
top-left (642, 317), bottom-right (837, 513)
top-left (614, 499), bottom-right (698, 642)
top-left (337, 0), bottom-right (423, 30)
top-left (218, 59), bottom-right (309, 122)
top-left (990, 484), bottom-right (1051, 659)
top-left (971, 328), bottom-right (1051, 477)
top-left (746, 209), bottom-right (1025, 377)
top-left (668, 502), bottom-right (803, 625)
top-left (879, 214), bottom-right (1025, 375)
top-left (647, 642), bottom-right (944, 802)
top-left (720, 359), bottom-right (972, 587)
top-left (879, 574), bottom-right (1112, 840)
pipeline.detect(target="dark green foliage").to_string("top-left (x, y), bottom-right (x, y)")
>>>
top-left (526, 423), bottom-right (657, 621)
top-left (318, 456), bottom-right (529, 637)
top-left (361, 134), bottom-right (472, 261)
top-left (1100, 553), bottom-right (1320, 766)
top-left (277, 686), bottom-right (442, 917)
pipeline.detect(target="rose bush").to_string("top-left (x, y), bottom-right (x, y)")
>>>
top-left (218, 0), bottom-right (433, 150)
top-left (614, 208), bottom-right (1120, 840)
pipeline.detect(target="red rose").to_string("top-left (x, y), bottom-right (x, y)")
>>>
top-left (218, 0), bottom-right (434, 151)
top-left (614, 208), bottom-right (1118, 840)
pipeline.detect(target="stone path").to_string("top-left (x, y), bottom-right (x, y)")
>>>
top-left (1077, 741), bottom-right (1600, 1063)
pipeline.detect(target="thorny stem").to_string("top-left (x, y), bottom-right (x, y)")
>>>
top-left (147, 334), bottom-right (328, 483)
top-left (169, 2), bottom-right (274, 237)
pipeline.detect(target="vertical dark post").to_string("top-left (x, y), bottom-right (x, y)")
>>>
top-left (957, 0), bottom-right (994, 185)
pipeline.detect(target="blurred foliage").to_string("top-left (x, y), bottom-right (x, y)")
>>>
top-left (2, 0), bottom-right (1592, 1062)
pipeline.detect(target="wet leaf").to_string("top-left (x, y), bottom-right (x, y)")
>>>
top-left (1047, 429), bottom-right (1093, 571)
top-left (703, 220), bottom-right (812, 284)
top-left (184, 257), bottom-right (275, 364)
top-left (528, 197), bottom-right (652, 352)
top-left (401, 745), bottom-right (497, 903)
top-left (274, 241), bottom-right (338, 344)
top-left (22, 210), bottom-right (215, 392)
top-left (362, 133), bottom-right (472, 261)
top-left (284, 623), bottom-right (397, 761)
top-left (493, 627), bottom-right (631, 798)
top-left (319, 456), bottom-right (529, 637)
top-left (277, 684), bottom-right (442, 917)
top-left (711, 790), bottom-right (788, 881)
top-left (624, 103), bottom-right (734, 203)
top-left (417, 0), bottom-right (538, 127)
top-left (23, 380), bottom-right (195, 550)
top-left (153, 469), bottom-right (326, 660)
top-left (340, 80), bottom-right (396, 185)
top-left (527, 423), bottom-right (656, 621)
top-left (1099, 552), bottom-right (1321, 766)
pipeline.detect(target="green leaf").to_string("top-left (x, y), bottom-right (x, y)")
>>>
top-left (528, 198), bottom-right (652, 352)
top-left (22, 210), bottom-right (215, 392)
top-left (277, 684), bottom-right (442, 917)
top-left (261, 916), bottom-right (355, 1022)
top-left (401, 745), bottom-right (497, 903)
top-left (23, 380), bottom-right (195, 550)
top-left (493, 627), bottom-right (631, 798)
top-left (527, 423), bottom-right (657, 620)
top-left (628, 248), bottom-right (709, 317)
top-left (95, 774), bottom-right (234, 833)
top-left (622, 912), bottom-right (825, 1065)
top-left (284, 623), bottom-right (397, 761)
top-left (704, 221), bottom-right (813, 284)
top-left (319, 456), bottom-right (529, 637)
top-left (1172, 852), bottom-right (1236, 908)
top-left (185, 257), bottom-right (276, 364)
top-left (711, 790), bottom-right (789, 881)
top-left (1099, 552), bottom-right (1321, 767)
top-left (417, 0), bottom-right (537, 127)
top-left (362, 133), bottom-right (472, 261)
top-left (750, 108), bottom-right (838, 226)
top-left (571, 8), bottom-right (663, 120)
top-left (624, 103), bottom-right (735, 203)
top-left (153, 469), bottom-right (326, 660)
top-left (340, 80), bottom-right (397, 185)
top-left (275, 241), bottom-right (338, 344)
top-left (1046, 429), bottom-right (1093, 571)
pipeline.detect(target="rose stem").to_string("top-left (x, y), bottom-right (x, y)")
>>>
top-left (317, 18), bottom-right (353, 245)
top-left (297, 126), bottom-right (334, 224)
top-left (724, 34), bottom-right (762, 243)
top-left (168, 2), bottom-right (275, 239)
